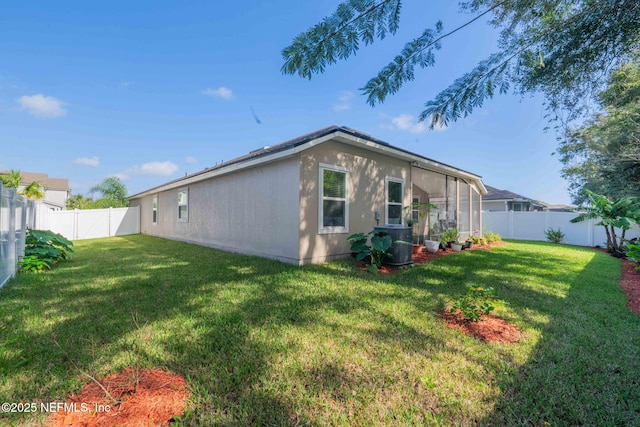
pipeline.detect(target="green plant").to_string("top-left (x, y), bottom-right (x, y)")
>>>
top-left (545, 227), bottom-right (565, 244)
top-left (18, 255), bottom-right (52, 273)
top-left (571, 190), bottom-right (640, 256)
top-left (21, 229), bottom-right (74, 272)
top-left (483, 231), bottom-right (502, 244)
top-left (469, 235), bottom-right (487, 246)
top-left (625, 243), bottom-right (640, 263)
top-left (347, 230), bottom-right (393, 274)
top-left (440, 228), bottom-right (459, 245)
top-left (450, 286), bottom-right (502, 322)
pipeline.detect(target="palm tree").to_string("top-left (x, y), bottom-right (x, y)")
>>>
top-left (66, 194), bottom-right (94, 209)
top-left (20, 181), bottom-right (45, 200)
top-left (571, 190), bottom-right (640, 256)
top-left (0, 170), bottom-right (22, 188)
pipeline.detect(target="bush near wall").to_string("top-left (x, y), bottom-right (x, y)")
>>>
top-left (19, 229), bottom-right (74, 272)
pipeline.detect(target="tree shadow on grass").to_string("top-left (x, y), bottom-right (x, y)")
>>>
top-left (0, 235), bottom-right (449, 426)
top-left (5, 237), bottom-right (638, 425)
top-left (476, 249), bottom-right (640, 426)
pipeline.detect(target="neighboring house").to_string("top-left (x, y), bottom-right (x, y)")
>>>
top-left (482, 185), bottom-right (547, 212)
top-left (129, 126), bottom-right (487, 265)
top-left (1, 171), bottom-right (70, 210)
top-left (536, 201), bottom-right (576, 212)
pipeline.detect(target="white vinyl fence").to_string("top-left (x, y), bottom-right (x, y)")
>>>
top-left (483, 211), bottom-right (640, 247)
top-left (0, 184), bottom-right (35, 288)
top-left (34, 205), bottom-right (140, 241)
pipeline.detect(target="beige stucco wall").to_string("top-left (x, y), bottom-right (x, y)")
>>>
top-left (131, 156), bottom-right (301, 263)
top-left (298, 139), bottom-right (411, 264)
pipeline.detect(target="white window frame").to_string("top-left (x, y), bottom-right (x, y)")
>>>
top-left (177, 188), bottom-right (189, 222)
top-left (412, 196), bottom-right (420, 223)
top-left (318, 163), bottom-right (349, 234)
top-left (152, 195), bottom-right (158, 225)
top-left (385, 177), bottom-right (404, 225)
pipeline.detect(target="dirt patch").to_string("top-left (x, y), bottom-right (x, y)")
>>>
top-left (441, 310), bottom-right (522, 343)
top-left (47, 368), bottom-right (189, 427)
top-left (357, 241), bottom-right (507, 274)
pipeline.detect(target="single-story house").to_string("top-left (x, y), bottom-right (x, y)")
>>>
top-left (129, 126), bottom-right (487, 265)
top-left (482, 185), bottom-right (546, 212)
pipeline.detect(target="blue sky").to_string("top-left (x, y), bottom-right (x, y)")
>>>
top-left (1, 1), bottom-right (572, 205)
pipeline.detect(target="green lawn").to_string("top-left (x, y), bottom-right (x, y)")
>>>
top-left (1, 235), bottom-right (639, 426)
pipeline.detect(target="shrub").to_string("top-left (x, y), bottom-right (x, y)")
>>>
top-left (347, 229), bottom-right (410, 274)
top-left (545, 227), bottom-right (565, 244)
top-left (450, 286), bottom-right (502, 322)
top-left (18, 255), bottom-right (52, 273)
top-left (469, 235), bottom-right (488, 246)
top-left (483, 231), bottom-right (502, 244)
top-left (440, 228), bottom-right (460, 244)
top-left (626, 243), bottom-right (640, 263)
top-left (19, 229), bottom-right (74, 272)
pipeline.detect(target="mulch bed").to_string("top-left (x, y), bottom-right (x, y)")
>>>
top-left (441, 310), bottom-right (522, 343)
top-left (619, 257), bottom-right (640, 315)
top-left (593, 247), bottom-right (640, 315)
top-left (47, 368), bottom-right (189, 427)
top-left (357, 241), bottom-right (508, 274)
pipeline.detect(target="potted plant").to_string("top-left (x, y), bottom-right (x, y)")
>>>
top-left (424, 239), bottom-right (440, 253)
top-left (405, 201), bottom-right (437, 241)
top-left (441, 228), bottom-right (460, 249)
top-left (451, 241), bottom-right (464, 252)
top-left (404, 218), bottom-right (422, 255)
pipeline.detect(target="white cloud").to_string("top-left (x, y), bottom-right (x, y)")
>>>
top-left (113, 172), bottom-right (131, 181)
top-left (119, 80), bottom-right (133, 88)
top-left (138, 161), bottom-right (179, 176)
top-left (202, 86), bottom-right (233, 100)
top-left (16, 94), bottom-right (67, 118)
top-left (73, 156), bottom-right (100, 167)
top-left (115, 161), bottom-right (179, 181)
top-left (333, 91), bottom-right (353, 112)
top-left (391, 114), bottom-right (428, 134)
top-left (185, 156), bottom-right (198, 164)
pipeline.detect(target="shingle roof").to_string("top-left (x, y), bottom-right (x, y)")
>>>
top-left (0, 171), bottom-right (70, 191)
top-left (129, 125), bottom-right (485, 199)
top-left (483, 185), bottom-right (535, 201)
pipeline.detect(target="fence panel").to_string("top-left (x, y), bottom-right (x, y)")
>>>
top-left (0, 183), bottom-right (34, 288)
top-left (35, 206), bottom-right (140, 241)
top-left (483, 211), bottom-right (640, 246)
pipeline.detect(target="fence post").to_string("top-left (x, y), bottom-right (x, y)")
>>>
top-left (74, 209), bottom-right (79, 240)
top-left (509, 211), bottom-right (515, 239)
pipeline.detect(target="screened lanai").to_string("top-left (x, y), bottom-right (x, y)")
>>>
top-left (411, 166), bottom-right (482, 242)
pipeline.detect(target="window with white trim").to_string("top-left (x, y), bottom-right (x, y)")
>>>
top-left (386, 178), bottom-right (403, 224)
top-left (412, 197), bottom-right (420, 223)
top-left (152, 195), bottom-right (158, 224)
top-left (177, 189), bottom-right (188, 222)
top-left (319, 164), bottom-right (348, 233)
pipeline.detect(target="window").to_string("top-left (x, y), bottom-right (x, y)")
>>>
top-left (177, 189), bottom-right (188, 222)
top-left (319, 164), bottom-right (348, 233)
top-left (386, 178), bottom-right (403, 224)
top-left (412, 197), bottom-right (420, 223)
top-left (152, 195), bottom-right (158, 224)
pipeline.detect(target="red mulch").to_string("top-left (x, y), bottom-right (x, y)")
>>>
top-left (593, 247), bottom-right (640, 315)
top-left (441, 310), bottom-right (522, 343)
top-left (47, 368), bottom-right (189, 427)
top-left (619, 257), bottom-right (640, 315)
top-left (357, 241), bottom-right (508, 274)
